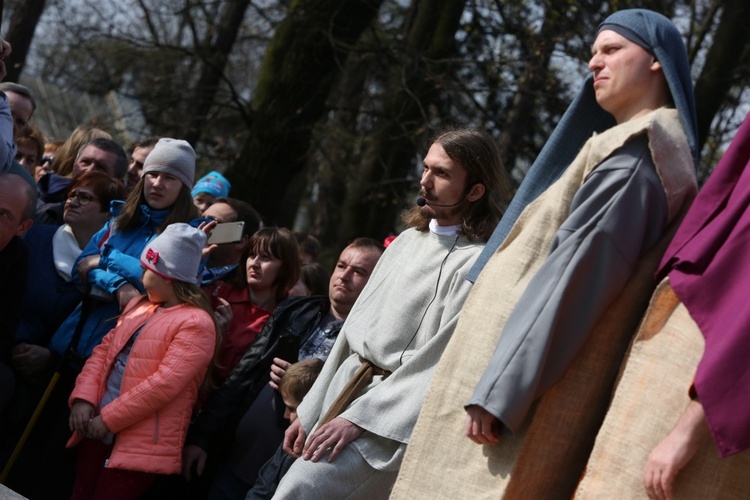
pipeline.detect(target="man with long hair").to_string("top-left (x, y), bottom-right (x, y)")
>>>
top-left (273, 128), bottom-right (510, 499)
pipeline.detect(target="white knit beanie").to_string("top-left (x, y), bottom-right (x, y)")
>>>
top-left (140, 223), bottom-right (206, 285)
top-left (141, 138), bottom-right (196, 189)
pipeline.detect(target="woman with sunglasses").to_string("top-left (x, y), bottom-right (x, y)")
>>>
top-left (34, 140), bottom-right (63, 182)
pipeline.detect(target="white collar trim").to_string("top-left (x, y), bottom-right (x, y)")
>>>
top-left (429, 219), bottom-right (461, 237)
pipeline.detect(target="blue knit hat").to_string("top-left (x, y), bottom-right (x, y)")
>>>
top-left (191, 171), bottom-right (231, 198)
top-left (468, 9), bottom-right (696, 282)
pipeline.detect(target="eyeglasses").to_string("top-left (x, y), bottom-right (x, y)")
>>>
top-left (41, 155), bottom-right (55, 164)
top-left (66, 191), bottom-right (96, 206)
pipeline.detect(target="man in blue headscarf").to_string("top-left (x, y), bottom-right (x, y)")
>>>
top-left (391, 10), bottom-right (699, 499)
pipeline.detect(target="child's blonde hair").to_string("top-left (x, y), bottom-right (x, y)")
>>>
top-left (279, 358), bottom-right (324, 403)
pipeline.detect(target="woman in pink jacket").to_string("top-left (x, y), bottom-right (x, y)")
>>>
top-left (67, 223), bottom-right (218, 500)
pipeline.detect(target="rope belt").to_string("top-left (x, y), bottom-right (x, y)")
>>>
top-left (319, 356), bottom-right (391, 427)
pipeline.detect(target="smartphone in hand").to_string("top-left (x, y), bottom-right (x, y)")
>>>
top-left (207, 221), bottom-right (245, 245)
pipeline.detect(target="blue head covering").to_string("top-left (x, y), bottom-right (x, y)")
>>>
top-left (598, 9), bottom-right (698, 162)
top-left (468, 8), bottom-right (696, 281)
top-left (191, 170), bottom-right (231, 198)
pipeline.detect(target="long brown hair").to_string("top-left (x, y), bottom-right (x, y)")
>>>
top-left (174, 281), bottom-right (223, 388)
top-left (114, 177), bottom-right (197, 233)
top-left (133, 280), bottom-right (223, 390)
top-left (234, 227), bottom-right (300, 304)
top-left (402, 128), bottom-right (511, 241)
top-left (172, 280), bottom-right (222, 348)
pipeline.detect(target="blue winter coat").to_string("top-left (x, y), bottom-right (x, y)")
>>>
top-left (49, 201), bottom-right (171, 359)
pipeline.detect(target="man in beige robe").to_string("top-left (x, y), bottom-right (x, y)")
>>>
top-left (272, 129), bottom-right (510, 499)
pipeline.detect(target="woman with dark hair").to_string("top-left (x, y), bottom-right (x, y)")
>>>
top-left (205, 227), bottom-right (300, 383)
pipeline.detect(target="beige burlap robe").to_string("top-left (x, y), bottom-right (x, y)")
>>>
top-left (391, 109), bottom-right (696, 500)
top-left (575, 280), bottom-right (750, 499)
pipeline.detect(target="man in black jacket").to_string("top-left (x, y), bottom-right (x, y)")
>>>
top-left (179, 237), bottom-right (383, 498)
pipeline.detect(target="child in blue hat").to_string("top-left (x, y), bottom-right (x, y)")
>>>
top-left (192, 171), bottom-right (231, 213)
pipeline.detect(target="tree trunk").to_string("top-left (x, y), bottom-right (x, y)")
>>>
top-left (5, 0), bottom-right (46, 82)
top-left (226, 0), bottom-right (385, 224)
top-left (336, 0), bottom-right (468, 247)
top-left (183, 0), bottom-right (252, 145)
top-left (693, 0), bottom-right (750, 153)
top-left (496, 2), bottom-right (558, 174)
top-left (307, 49), bottom-right (371, 254)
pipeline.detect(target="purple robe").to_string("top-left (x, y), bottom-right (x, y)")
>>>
top-left (657, 112), bottom-right (750, 457)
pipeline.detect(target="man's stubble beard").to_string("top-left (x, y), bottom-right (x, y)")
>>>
top-left (402, 201), bottom-right (468, 231)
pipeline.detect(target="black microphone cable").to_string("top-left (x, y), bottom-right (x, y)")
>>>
top-left (399, 234), bottom-right (460, 366)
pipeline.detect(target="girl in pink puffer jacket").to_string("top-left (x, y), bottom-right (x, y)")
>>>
top-left (67, 223), bottom-right (218, 500)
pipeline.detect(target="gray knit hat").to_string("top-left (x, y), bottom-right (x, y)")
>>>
top-left (141, 138), bottom-right (196, 189)
top-left (140, 223), bottom-right (206, 285)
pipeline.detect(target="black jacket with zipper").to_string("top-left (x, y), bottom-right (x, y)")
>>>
top-left (186, 295), bottom-right (337, 452)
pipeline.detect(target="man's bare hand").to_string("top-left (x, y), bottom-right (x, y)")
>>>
top-left (197, 220), bottom-right (218, 260)
top-left (643, 401), bottom-right (709, 500)
top-left (182, 444), bottom-right (208, 482)
top-left (269, 357), bottom-right (292, 391)
top-left (302, 417), bottom-right (364, 463)
top-left (465, 405), bottom-right (501, 445)
top-left (213, 297), bottom-right (233, 333)
top-left (283, 418), bottom-right (307, 458)
top-left (11, 343), bottom-right (52, 378)
top-left (116, 283), bottom-right (141, 310)
top-left (77, 255), bottom-right (100, 283)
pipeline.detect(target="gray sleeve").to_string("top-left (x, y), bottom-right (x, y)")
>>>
top-left (467, 135), bottom-right (668, 433)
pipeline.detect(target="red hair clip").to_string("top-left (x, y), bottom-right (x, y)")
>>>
top-left (145, 248), bottom-right (159, 264)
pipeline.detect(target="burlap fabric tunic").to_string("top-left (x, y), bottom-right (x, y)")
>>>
top-left (575, 280), bottom-right (750, 499)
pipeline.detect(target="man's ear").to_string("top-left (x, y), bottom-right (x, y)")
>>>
top-left (650, 58), bottom-right (662, 72)
top-left (466, 183), bottom-right (485, 202)
top-left (16, 219), bottom-right (33, 237)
